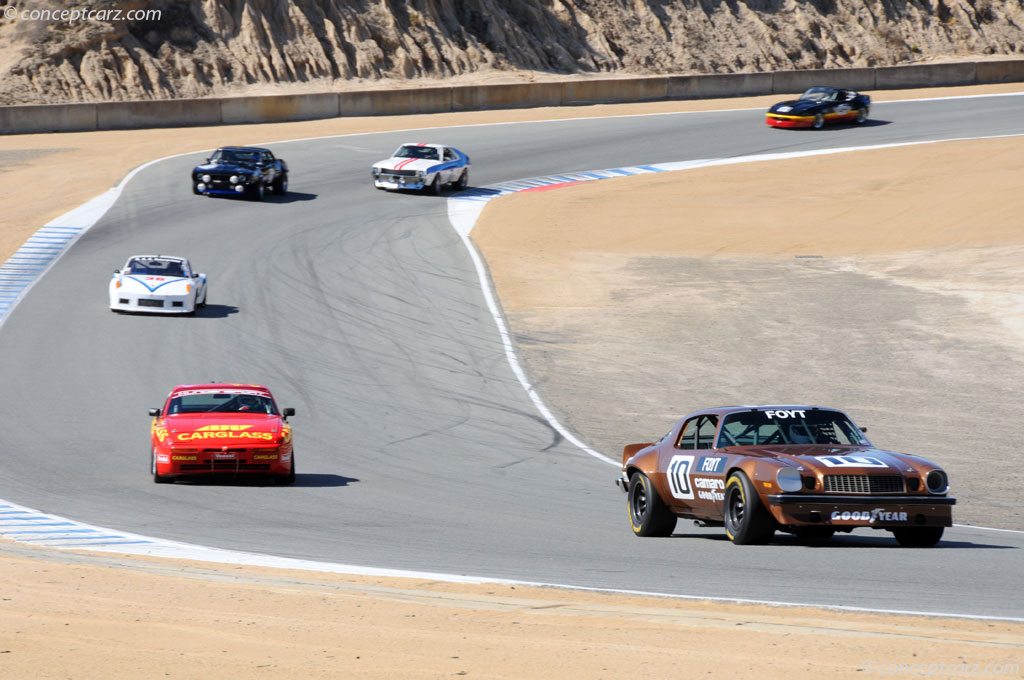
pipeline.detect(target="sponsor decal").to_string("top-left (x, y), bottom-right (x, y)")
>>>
top-left (214, 451), bottom-right (236, 458)
top-left (153, 426), bottom-right (168, 440)
top-left (830, 508), bottom-right (908, 524)
top-left (699, 456), bottom-right (725, 473)
top-left (156, 454), bottom-right (169, 463)
top-left (176, 424), bottom-right (274, 441)
top-left (764, 409), bottom-right (806, 419)
top-left (253, 454), bottom-right (279, 460)
top-left (816, 455), bottom-right (888, 469)
top-left (693, 476), bottom-right (725, 502)
top-left (666, 455), bottom-right (695, 500)
top-left (173, 389), bottom-right (271, 397)
top-left (171, 455), bottom-right (196, 461)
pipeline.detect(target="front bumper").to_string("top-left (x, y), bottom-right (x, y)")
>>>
top-left (766, 114), bottom-right (814, 128)
top-left (111, 293), bottom-right (193, 314)
top-left (374, 177), bottom-right (426, 191)
top-left (765, 493), bottom-right (955, 528)
top-left (155, 449), bottom-right (292, 478)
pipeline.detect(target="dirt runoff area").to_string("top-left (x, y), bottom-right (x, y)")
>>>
top-left (1, 82), bottom-right (1023, 678)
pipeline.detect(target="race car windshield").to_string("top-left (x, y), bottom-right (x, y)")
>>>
top-left (800, 87), bottom-right (835, 102)
top-left (210, 149), bottom-right (260, 165)
top-left (126, 259), bottom-right (185, 277)
top-left (168, 393), bottom-right (278, 415)
top-left (717, 410), bottom-right (869, 447)
top-left (394, 145), bottom-right (439, 160)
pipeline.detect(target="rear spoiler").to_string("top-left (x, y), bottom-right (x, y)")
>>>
top-left (621, 442), bottom-right (653, 467)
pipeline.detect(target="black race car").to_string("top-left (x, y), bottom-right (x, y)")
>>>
top-left (192, 147), bottom-right (288, 201)
top-left (766, 87), bottom-right (871, 129)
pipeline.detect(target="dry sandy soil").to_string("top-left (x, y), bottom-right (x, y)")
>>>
top-left (1, 83), bottom-right (1023, 678)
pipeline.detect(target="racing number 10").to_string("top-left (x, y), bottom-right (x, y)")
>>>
top-left (667, 455), bottom-right (695, 500)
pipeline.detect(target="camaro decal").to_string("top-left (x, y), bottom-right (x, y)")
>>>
top-left (666, 455), bottom-right (695, 500)
top-left (693, 476), bottom-right (725, 502)
top-left (816, 455), bottom-right (889, 468)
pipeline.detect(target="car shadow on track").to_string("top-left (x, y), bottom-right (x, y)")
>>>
top-left (784, 119), bottom-right (892, 131)
top-left (264, 191), bottom-right (317, 203)
top-left (667, 531), bottom-right (1016, 549)
top-left (168, 474), bottom-right (359, 488)
top-left (193, 304), bottom-right (239, 319)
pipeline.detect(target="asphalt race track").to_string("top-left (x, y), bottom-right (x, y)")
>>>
top-left (1, 95), bottom-right (1023, 619)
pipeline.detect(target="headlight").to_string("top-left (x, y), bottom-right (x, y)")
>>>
top-left (372, 167), bottom-right (381, 176)
top-left (229, 175), bottom-right (239, 183)
top-left (416, 170), bottom-right (425, 177)
top-left (926, 469), bottom-right (949, 494)
top-left (776, 467), bottom-right (803, 492)
top-left (777, 106), bottom-right (792, 113)
top-left (201, 174), bottom-right (211, 183)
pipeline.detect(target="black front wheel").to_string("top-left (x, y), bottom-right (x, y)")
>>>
top-left (249, 181), bottom-right (265, 202)
top-left (428, 176), bottom-right (442, 195)
top-left (627, 473), bottom-right (676, 537)
top-left (723, 471), bottom-right (775, 544)
top-left (855, 108), bottom-right (868, 124)
top-left (812, 113), bottom-right (825, 129)
top-left (892, 527), bottom-right (943, 547)
top-left (272, 172), bottom-right (288, 195)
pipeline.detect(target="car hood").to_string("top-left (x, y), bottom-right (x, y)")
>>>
top-left (117, 275), bottom-right (191, 294)
top-left (769, 99), bottom-right (822, 114)
top-left (158, 413), bottom-right (287, 446)
top-left (193, 162), bottom-right (259, 174)
top-left (733, 445), bottom-right (921, 473)
top-left (373, 157), bottom-right (440, 172)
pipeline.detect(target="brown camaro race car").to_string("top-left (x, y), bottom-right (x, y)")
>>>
top-left (617, 405), bottom-right (954, 546)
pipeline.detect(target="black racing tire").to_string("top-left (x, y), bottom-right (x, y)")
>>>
top-left (456, 169), bottom-right (469, 190)
top-left (249, 181), bottom-right (265, 202)
top-left (152, 449), bottom-right (172, 484)
top-left (812, 113), bottom-right (825, 129)
top-left (892, 527), bottom-right (944, 547)
top-left (429, 175), bottom-right (442, 195)
top-left (627, 472), bottom-right (676, 537)
top-left (272, 172), bottom-right (288, 195)
top-left (277, 451), bottom-right (296, 486)
top-left (855, 108), bottom-right (868, 124)
top-left (723, 471), bottom-right (775, 544)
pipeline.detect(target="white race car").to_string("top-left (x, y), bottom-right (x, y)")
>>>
top-left (110, 255), bottom-right (207, 314)
top-left (372, 143), bottom-right (470, 193)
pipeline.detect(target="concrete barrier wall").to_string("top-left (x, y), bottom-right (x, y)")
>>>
top-left (2, 58), bottom-right (1022, 134)
top-left (669, 72), bottom-right (773, 99)
top-left (772, 67), bottom-right (876, 94)
top-left (0, 103), bottom-right (98, 134)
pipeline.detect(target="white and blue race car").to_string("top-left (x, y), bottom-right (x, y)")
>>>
top-left (371, 143), bottom-right (470, 193)
top-left (110, 255), bottom-right (207, 314)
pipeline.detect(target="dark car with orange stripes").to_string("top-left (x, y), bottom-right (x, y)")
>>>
top-left (617, 405), bottom-right (953, 546)
top-left (766, 87), bottom-right (871, 128)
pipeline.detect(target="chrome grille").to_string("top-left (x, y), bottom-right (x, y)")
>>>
top-left (382, 169), bottom-right (419, 177)
top-left (824, 475), bottom-right (905, 494)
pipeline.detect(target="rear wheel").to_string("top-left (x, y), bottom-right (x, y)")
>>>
top-left (723, 471), bottom-right (775, 544)
top-left (892, 527), bottom-right (943, 547)
top-left (456, 169), bottom-right (469, 190)
top-left (152, 449), bottom-right (171, 484)
top-left (627, 472), bottom-right (676, 537)
top-left (812, 113), bottom-right (825, 129)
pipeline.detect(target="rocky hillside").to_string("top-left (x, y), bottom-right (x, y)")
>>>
top-left (1, 0), bottom-right (1023, 104)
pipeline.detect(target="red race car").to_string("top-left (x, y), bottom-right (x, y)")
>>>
top-left (149, 383), bottom-right (295, 484)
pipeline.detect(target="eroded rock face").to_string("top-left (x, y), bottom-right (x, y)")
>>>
top-left (1, 0), bottom-right (1022, 104)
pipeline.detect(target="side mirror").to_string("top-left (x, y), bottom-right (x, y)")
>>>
top-left (205, 157), bottom-right (211, 163)
top-left (192, 273), bottom-right (199, 278)
top-left (283, 407), bottom-right (295, 418)
top-left (113, 269), bottom-right (120, 274)
top-left (148, 408), bottom-right (161, 417)
top-left (860, 426), bottom-right (868, 433)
